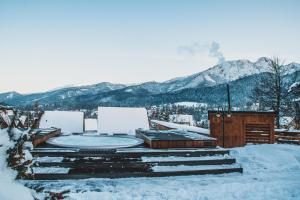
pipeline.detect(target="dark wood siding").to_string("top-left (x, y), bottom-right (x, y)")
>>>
top-left (208, 111), bottom-right (275, 148)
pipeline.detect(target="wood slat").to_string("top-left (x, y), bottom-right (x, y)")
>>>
top-left (25, 167), bottom-right (243, 180)
top-left (31, 149), bottom-right (230, 158)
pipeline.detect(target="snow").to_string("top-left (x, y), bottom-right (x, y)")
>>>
top-left (280, 116), bottom-right (293, 126)
top-left (142, 155), bottom-right (231, 162)
top-left (117, 147), bottom-right (223, 153)
top-left (153, 164), bottom-right (241, 172)
top-left (0, 129), bottom-right (34, 200)
top-left (231, 144), bottom-right (300, 173)
top-left (169, 114), bottom-right (195, 126)
top-left (46, 135), bottom-right (144, 149)
top-left (19, 115), bottom-right (27, 126)
top-left (125, 88), bottom-right (133, 92)
top-left (289, 81), bottom-right (300, 92)
top-left (85, 118), bottom-right (97, 131)
top-left (39, 111), bottom-right (84, 134)
top-left (204, 74), bottom-right (216, 83)
top-left (23, 144), bottom-right (300, 200)
top-left (35, 157), bottom-right (64, 163)
top-left (174, 102), bottom-right (208, 108)
top-left (152, 120), bottom-right (210, 135)
top-left (0, 111), bottom-right (12, 126)
top-left (275, 129), bottom-right (300, 133)
top-left (98, 107), bottom-right (150, 135)
top-left (145, 129), bottom-right (215, 140)
top-left (32, 167), bottom-right (70, 174)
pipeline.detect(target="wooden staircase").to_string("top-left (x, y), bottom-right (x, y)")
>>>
top-left (26, 147), bottom-right (243, 180)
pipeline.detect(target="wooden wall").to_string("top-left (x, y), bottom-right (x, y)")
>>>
top-left (208, 111), bottom-right (275, 148)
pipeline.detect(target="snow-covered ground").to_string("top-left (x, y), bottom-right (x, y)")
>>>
top-left (0, 129), bottom-right (34, 200)
top-left (22, 144), bottom-right (300, 200)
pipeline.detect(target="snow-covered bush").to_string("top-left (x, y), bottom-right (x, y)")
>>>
top-left (0, 128), bottom-right (34, 200)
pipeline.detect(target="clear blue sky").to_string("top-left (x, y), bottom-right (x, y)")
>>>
top-left (0, 0), bottom-right (299, 93)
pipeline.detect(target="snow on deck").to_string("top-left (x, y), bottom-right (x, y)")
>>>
top-left (98, 107), bottom-right (150, 135)
top-left (35, 157), bottom-right (64, 163)
top-left (24, 144), bottom-right (300, 199)
top-left (151, 120), bottom-right (210, 135)
top-left (39, 111), bottom-right (84, 134)
top-left (275, 128), bottom-right (300, 133)
top-left (142, 155), bottom-right (231, 162)
top-left (32, 167), bottom-right (70, 174)
top-left (153, 164), bottom-right (241, 172)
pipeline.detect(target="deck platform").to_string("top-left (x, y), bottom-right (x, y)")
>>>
top-left (31, 128), bottom-right (61, 147)
top-left (26, 146), bottom-right (242, 180)
top-left (136, 129), bottom-right (217, 148)
top-left (275, 129), bottom-right (300, 145)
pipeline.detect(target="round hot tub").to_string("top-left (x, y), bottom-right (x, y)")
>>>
top-left (46, 135), bottom-right (144, 149)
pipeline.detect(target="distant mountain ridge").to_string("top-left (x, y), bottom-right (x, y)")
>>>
top-left (1, 57), bottom-right (299, 109)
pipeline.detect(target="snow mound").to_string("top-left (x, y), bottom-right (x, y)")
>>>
top-left (231, 144), bottom-right (300, 174)
top-left (0, 129), bottom-right (33, 200)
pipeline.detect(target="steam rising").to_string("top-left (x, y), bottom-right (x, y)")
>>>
top-left (178, 41), bottom-right (225, 64)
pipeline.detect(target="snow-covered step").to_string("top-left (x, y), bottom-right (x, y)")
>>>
top-left (35, 156), bottom-right (64, 163)
top-left (26, 164), bottom-right (242, 180)
top-left (142, 155), bottom-right (236, 166)
top-left (141, 155), bottom-right (231, 162)
top-left (31, 147), bottom-right (230, 158)
top-left (152, 164), bottom-right (242, 172)
top-left (31, 167), bottom-right (70, 174)
top-left (33, 154), bottom-right (237, 175)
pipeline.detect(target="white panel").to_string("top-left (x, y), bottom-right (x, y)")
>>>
top-left (39, 111), bottom-right (84, 134)
top-left (98, 107), bottom-right (149, 135)
top-left (84, 118), bottom-right (97, 131)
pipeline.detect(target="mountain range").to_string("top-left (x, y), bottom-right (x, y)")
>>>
top-left (1, 57), bottom-right (299, 110)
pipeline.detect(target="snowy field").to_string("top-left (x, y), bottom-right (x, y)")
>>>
top-left (21, 144), bottom-right (300, 200)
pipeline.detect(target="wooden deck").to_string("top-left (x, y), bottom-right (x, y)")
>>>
top-left (26, 146), bottom-right (242, 180)
top-left (31, 147), bottom-right (229, 158)
top-left (275, 129), bottom-right (300, 145)
top-left (31, 128), bottom-right (61, 147)
top-left (29, 168), bottom-right (243, 180)
top-left (136, 129), bottom-right (217, 148)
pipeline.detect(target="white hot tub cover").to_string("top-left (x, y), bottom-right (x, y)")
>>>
top-left (98, 107), bottom-right (150, 135)
top-left (39, 111), bottom-right (84, 134)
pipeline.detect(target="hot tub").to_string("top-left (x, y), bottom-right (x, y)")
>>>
top-left (46, 135), bottom-right (144, 149)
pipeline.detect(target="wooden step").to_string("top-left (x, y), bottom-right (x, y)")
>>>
top-left (277, 139), bottom-right (300, 145)
top-left (25, 166), bottom-right (242, 180)
top-left (31, 148), bottom-right (230, 158)
top-left (36, 157), bottom-right (236, 168)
